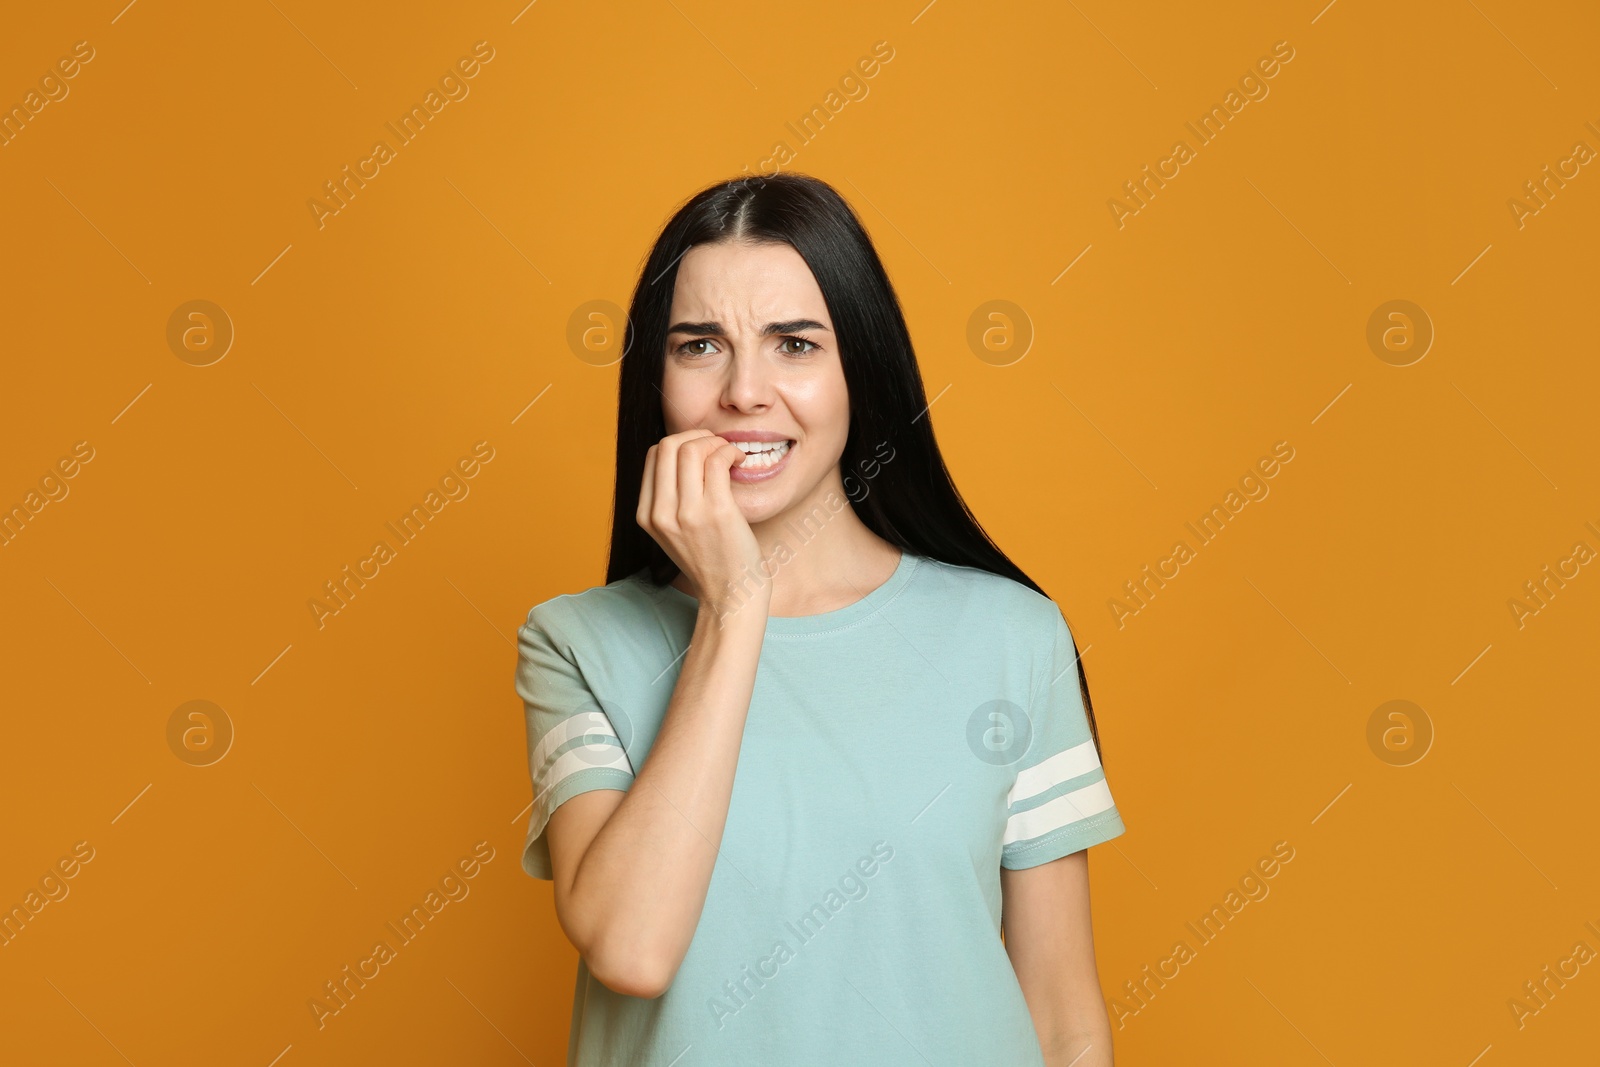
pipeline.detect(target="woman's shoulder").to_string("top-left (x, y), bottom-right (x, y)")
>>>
top-left (911, 555), bottom-right (1063, 634)
top-left (519, 568), bottom-right (658, 639)
top-left (915, 554), bottom-right (1057, 611)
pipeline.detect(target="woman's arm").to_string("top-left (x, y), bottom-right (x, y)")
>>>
top-left (543, 429), bottom-right (768, 999)
top-left (544, 598), bottom-right (766, 997)
top-left (1001, 850), bottom-right (1115, 1066)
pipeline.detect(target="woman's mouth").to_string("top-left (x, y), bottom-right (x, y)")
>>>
top-left (729, 439), bottom-right (794, 482)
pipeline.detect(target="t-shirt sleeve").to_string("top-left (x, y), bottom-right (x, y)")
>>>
top-left (515, 606), bottom-right (636, 880)
top-left (1001, 608), bottom-right (1126, 869)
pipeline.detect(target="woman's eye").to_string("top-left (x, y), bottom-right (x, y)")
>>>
top-left (674, 337), bottom-right (816, 357)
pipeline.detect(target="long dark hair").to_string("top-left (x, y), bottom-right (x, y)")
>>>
top-left (603, 172), bottom-right (1100, 752)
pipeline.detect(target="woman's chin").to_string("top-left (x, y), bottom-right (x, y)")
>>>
top-left (734, 487), bottom-right (797, 527)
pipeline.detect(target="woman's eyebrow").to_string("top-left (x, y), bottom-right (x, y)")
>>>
top-left (665, 319), bottom-right (832, 336)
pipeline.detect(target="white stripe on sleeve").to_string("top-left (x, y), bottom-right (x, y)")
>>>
top-left (1007, 740), bottom-right (1102, 807)
top-left (533, 745), bottom-right (634, 817)
top-left (531, 711), bottom-right (635, 800)
top-left (1003, 778), bottom-right (1116, 846)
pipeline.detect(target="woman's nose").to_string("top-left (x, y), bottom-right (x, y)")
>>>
top-left (720, 343), bottom-right (775, 407)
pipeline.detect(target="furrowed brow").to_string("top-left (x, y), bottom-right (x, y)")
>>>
top-left (665, 319), bottom-right (832, 336)
top-left (763, 319), bottom-right (831, 335)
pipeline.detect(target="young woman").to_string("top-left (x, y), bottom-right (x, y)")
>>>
top-left (516, 172), bottom-right (1126, 1066)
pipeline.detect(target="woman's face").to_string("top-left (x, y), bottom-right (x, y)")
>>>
top-left (660, 239), bottom-right (849, 525)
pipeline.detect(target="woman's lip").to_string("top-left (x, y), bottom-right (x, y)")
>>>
top-left (728, 440), bottom-right (794, 483)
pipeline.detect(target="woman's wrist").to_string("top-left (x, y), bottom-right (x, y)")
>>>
top-left (698, 587), bottom-right (771, 631)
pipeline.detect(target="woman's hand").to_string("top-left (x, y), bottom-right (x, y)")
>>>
top-left (636, 429), bottom-right (766, 617)
top-left (553, 431), bottom-right (774, 995)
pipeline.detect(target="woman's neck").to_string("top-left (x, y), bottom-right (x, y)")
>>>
top-left (670, 481), bottom-right (902, 617)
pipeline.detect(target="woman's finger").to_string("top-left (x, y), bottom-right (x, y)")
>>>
top-left (677, 433), bottom-right (723, 512)
top-left (653, 429), bottom-right (712, 531)
top-left (636, 444), bottom-right (658, 533)
top-left (652, 434), bottom-right (685, 531)
top-left (702, 439), bottom-right (743, 514)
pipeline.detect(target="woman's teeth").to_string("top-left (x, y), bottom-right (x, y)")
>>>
top-left (734, 440), bottom-right (791, 468)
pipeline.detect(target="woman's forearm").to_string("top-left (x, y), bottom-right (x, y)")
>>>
top-left (565, 597), bottom-right (767, 994)
top-left (1036, 990), bottom-right (1115, 1067)
top-left (1040, 1019), bottom-right (1114, 1067)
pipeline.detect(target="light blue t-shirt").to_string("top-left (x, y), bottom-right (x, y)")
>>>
top-left (515, 549), bottom-right (1126, 1066)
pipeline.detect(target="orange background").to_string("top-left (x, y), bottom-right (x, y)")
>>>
top-left (3, 1), bottom-right (1597, 1063)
